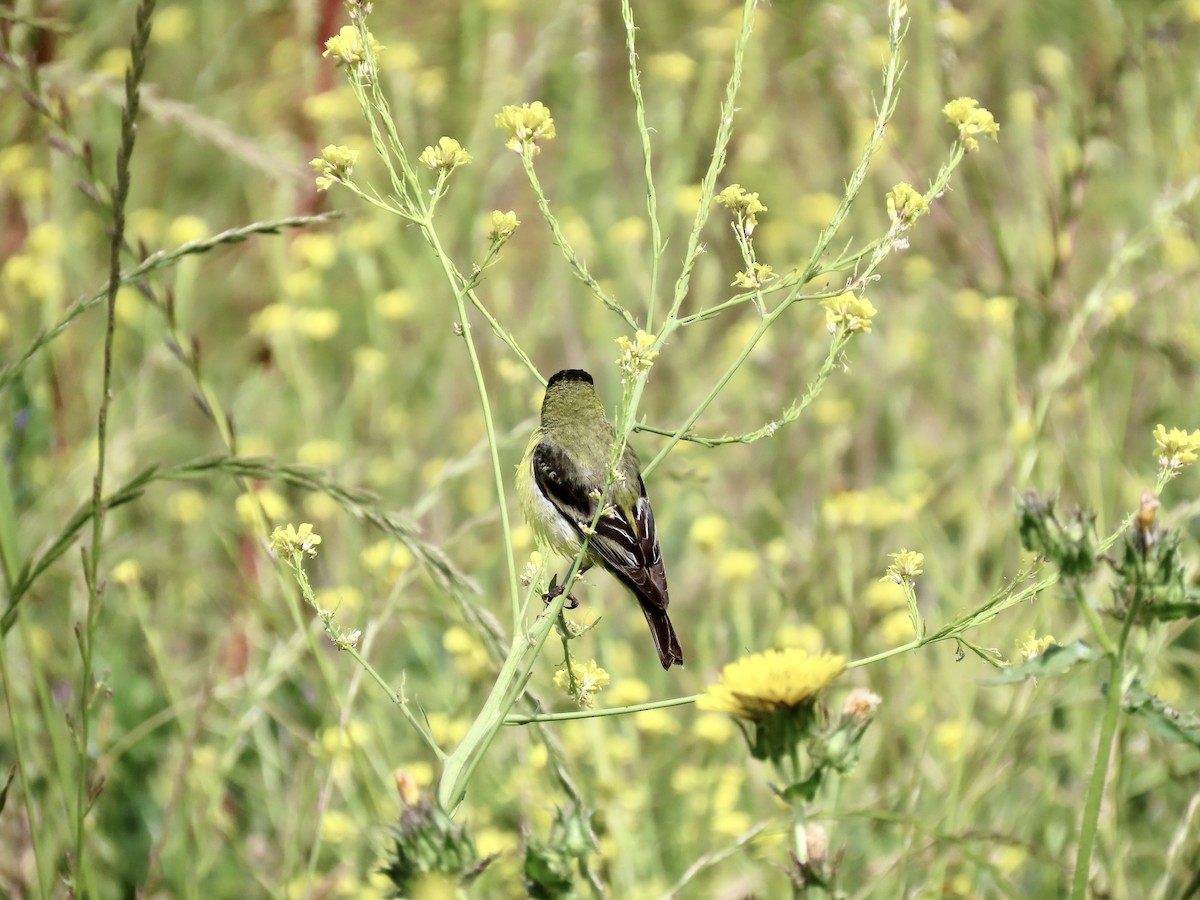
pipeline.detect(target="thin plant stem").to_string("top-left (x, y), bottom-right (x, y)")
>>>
top-left (75, 1), bottom-right (155, 887)
top-left (504, 693), bottom-right (699, 725)
top-left (621, 0), bottom-right (664, 330)
top-left (1071, 586), bottom-right (1147, 898)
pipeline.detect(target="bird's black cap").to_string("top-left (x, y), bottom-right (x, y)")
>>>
top-left (547, 369), bottom-right (594, 387)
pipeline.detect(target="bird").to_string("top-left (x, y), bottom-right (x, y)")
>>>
top-left (517, 368), bottom-right (683, 669)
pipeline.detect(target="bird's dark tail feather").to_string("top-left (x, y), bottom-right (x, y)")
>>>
top-left (640, 601), bottom-right (684, 670)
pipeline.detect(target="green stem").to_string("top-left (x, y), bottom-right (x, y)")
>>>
top-left (438, 589), bottom-right (570, 811)
top-left (1071, 587), bottom-right (1145, 898)
top-left (621, 0), bottom-right (664, 330)
top-left (504, 693), bottom-right (699, 725)
top-left (845, 639), bottom-right (923, 670)
top-left (0, 635), bottom-right (49, 898)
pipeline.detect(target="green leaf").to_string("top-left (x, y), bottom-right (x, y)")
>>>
top-left (981, 640), bottom-right (1102, 685)
top-left (1124, 682), bottom-right (1200, 749)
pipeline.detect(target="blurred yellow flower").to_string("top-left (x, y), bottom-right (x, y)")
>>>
top-left (636, 709), bottom-right (680, 736)
top-left (716, 548), bottom-right (758, 585)
top-left (293, 233), bottom-right (338, 270)
top-left (774, 623), bottom-right (824, 654)
top-left (797, 192), bottom-right (840, 228)
top-left (320, 810), bottom-right (356, 844)
top-left (151, 5), bottom-right (193, 46)
top-left (317, 585), bottom-right (363, 613)
top-left (647, 51), bottom-right (697, 84)
top-left (167, 489), bottom-right (207, 524)
top-left (298, 439), bottom-right (342, 467)
top-left (235, 489), bottom-right (288, 527)
top-left (689, 514), bottom-right (728, 553)
top-left (295, 307), bottom-right (341, 340)
top-left (361, 540), bottom-right (414, 577)
top-left (376, 288), bottom-right (415, 321)
top-left (166, 215), bottom-right (209, 246)
top-left (693, 712), bottom-right (736, 744)
top-left (607, 678), bottom-right (650, 707)
top-left (608, 216), bottom-right (648, 246)
top-left (111, 559), bottom-right (142, 587)
top-left (1016, 629), bottom-right (1058, 660)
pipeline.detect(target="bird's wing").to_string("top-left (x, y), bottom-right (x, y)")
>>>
top-left (531, 441), bottom-right (667, 610)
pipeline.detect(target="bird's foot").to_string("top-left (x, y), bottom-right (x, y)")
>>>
top-left (543, 574), bottom-right (579, 610)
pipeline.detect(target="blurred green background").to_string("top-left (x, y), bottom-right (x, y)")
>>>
top-left (2, 0), bottom-right (1198, 896)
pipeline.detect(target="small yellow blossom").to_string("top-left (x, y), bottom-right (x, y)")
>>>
top-left (1153, 423), bottom-right (1200, 470)
top-left (887, 182), bottom-right (929, 227)
top-left (882, 548), bottom-right (924, 583)
top-left (270, 522), bottom-right (322, 558)
top-left (732, 262), bottom-right (777, 289)
top-left (419, 136), bottom-right (473, 172)
top-left (293, 233), bottom-right (338, 270)
top-left (235, 489), bottom-right (288, 527)
top-left (361, 539), bottom-right (414, 577)
top-left (693, 712), bottom-right (736, 744)
top-left (323, 25), bottom-right (383, 69)
top-left (309, 144), bottom-right (358, 191)
top-left (716, 549), bottom-right (759, 585)
top-left (614, 329), bottom-right (659, 377)
top-left (487, 210), bottom-right (520, 243)
top-left (942, 96), bottom-right (1000, 151)
top-left (1016, 629), bottom-right (1059, 660)
top-left (698, 648), bottom-right (845, 719)
top-left (554, 659), bottom-right (610, 708)
top-left (494, 101), bottom-right (557, 155)
top-left (821, 292), bottom-right (877, 335)
top-left (714, 183), bottom-right (768, 234)
top-left (320, 810), bottom-right (356, 844)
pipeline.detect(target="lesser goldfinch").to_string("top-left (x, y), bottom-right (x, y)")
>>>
top-left (517, 368), bottom-right (684, 669)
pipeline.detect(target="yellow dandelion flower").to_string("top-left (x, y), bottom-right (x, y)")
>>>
top-left (698, 648), bottom-right (845, 720)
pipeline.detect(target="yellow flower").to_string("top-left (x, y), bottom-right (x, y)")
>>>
top-left (270, 522), bottom-right (322, 558)
top-left (376, 288), bottom-right (414, 321)
top-left (821, 292), bottom-right (877, 335)
top-left (714, 183), bottom-right (768, 234)
top-left (494, 101), bottom-right (557, 155)
top-left (418, 136), bottom-right (473, 172)
top-left (1016, 629), bottom-right (1058, 660)
top-left (942, 96), bottom-right (1000, 151)
top-left (309, 144), bottom-right (358, 191)
top-left (553, 659), bottom-right (610, 708)
top-left (699, 648), bottom-right (845, 719)
top-left (886, 182), bottom-right (929, 227)
top-left (1153, 423), bottom-right (1200, 469)
top-left (882, 548), bottom-right (924, 583)
top-left (323, 25), bottom-right (383, 69)
top-left (647, 51), bottom-right (697, 84)
top-left (614, 329), bottom-right (659, 377)
top-left (487, 210), bottom-right (520, 243)
top-left (716, 548), bottom-right (758, 585)
top-left (167, 489), bottom-right (206, 524)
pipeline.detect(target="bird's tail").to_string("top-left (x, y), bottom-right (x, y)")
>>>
top-left (639, 601), bottom-right (684, 669)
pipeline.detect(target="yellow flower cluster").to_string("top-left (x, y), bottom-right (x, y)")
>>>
top-left (270, 522), bottom-right (322, 558)
top-left (883, 548), bottom-right (924, 584)
top-left (887, 182), bottom-right (929, 227)
top-left (488, 210), bottom-right (521, 243)
top-left (1016, 630), bottom-right (1058, 660)
top-left (942, 96), bottom-right (1000, 151)
top-left (821, 292), bottom-right (877, 335)
top-left (732, 262), bottom-right (777, 289)
top-left (714, 183), bottom-right (768, 233)
top-left (494, 102), bottom-right (557, 155)
top-left (309, 144), bottom-right (358, 191)
top-left (698, 648), bottom-right (845, 719)
top-left (614, 329), bottom-right (659, 377)
top-left (1153, 423), bottom-right (1200, 469)
top-left (418, 136), bottom-right (473, 172)
top-left (322, 25), bottom-right (383, 69)
top-left (554, 659), bottom-right (610, 708)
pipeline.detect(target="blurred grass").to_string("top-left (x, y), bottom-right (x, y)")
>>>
top-left (1, 0), bottom-right (1199, 896)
